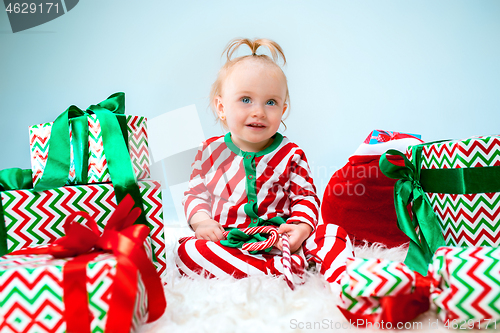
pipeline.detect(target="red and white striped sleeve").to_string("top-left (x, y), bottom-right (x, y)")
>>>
top-left (286, 149), bottom-right (320, 232)
top-left (182, 141), bottom-right (212, 226)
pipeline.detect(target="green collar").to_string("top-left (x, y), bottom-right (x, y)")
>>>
top-left (224, 132), bottom-right (283, 157)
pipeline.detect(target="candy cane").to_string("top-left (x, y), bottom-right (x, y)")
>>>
top-left (239, 226), bottom-right (279, 252)
top-left (178, 226), bottom-right (295, 289)
top-left (179, 226), bottom-right (278, 251)
top-left (281, 233), bottom-right (295, 290)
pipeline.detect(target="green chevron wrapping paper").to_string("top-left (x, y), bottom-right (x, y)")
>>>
top-left (0, 253), bottom-right (147, 333)
top-left (407, 136), bottom-right (500, 247)
top-left (339, 247), bottom-right (500, 329)
top-left (339, 257), bottom-right (418, 320)
top-left (430, 247), bottom-right (500, 328)
top-left (0, 180), bottom-right (166, 277)
top-left (29, 114), bottom-right (150, 187)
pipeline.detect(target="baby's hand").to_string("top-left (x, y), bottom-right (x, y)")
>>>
top-left (190, 214), bottom-right (225, 242)
top-left (276, 222), bottom-right (313, 253)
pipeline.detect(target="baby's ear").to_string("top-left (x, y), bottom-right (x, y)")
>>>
top-left (215, 95), bottom-right (224, 114)
top-left (282, 103), bottom-right (288, 115)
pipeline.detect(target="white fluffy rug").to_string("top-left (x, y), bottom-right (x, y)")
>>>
top-left (138, 227), bottom-right (451, 333)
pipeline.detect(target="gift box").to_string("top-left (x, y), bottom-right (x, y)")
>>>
top-left (0, 253), bottom-right (147, 332)
top-left (380, 135), bottom-right (500, 275)
top-left (339, 257), bottom-right (423, 325)
top-left (0, 195), bottom-right (166, 333)
top-left (408, 136), bottom-right (500, 247)
top-left (0, 180), bottom-right (166, 277)
top-left (29, 112), bottom-right (150, 187)
top-left (430, 247), bottom-right (500, 327)
top-left (339, 247), bottom-right (500, 329)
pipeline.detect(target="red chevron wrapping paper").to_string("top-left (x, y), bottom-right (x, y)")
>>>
top-left (29, 114), bottom-right (150, 187)
top-left (0, 180), bottom-right (166, 277)
top-left (408, 136), bottom-right (500, 247)
top-left (0, 253), bottom-right (147, 333)
top-left (339, 257), bottom-right (419, 322)
top-left (339, 247), bottom-right (500, 328)
top-left (430, 247), bottom-right (500, 328)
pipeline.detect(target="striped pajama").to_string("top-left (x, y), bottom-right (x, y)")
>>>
top-left (175, 239), bottom-right (306, 281)
top-left (182, 133), bottom-right (320, 231)
top-left (176, 132), bottom-right (354, 285)
top-left (303, 223), bottom-right (355, 283)
top-left (175, 223), bottom-right (353, 284)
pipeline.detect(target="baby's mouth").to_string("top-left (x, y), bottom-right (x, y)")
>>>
top-left (246, 123), bottom-right (266, 128)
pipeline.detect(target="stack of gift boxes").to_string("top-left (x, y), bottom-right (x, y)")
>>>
top-left (338, 135), bottom-right (500, 328)
top-left (0, 93), bottom-right (167, 332)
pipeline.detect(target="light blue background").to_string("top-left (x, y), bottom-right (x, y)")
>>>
top-left (1, 0), bottom-right (499, 195)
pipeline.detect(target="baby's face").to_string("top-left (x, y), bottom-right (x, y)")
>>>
top-left (217, 59), bottom-right (288, 152)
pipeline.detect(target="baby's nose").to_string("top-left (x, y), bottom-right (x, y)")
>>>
top-left (252, 105), bottom-right (266, 117)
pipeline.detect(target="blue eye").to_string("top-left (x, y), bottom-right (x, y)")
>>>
top-left (266, 100), bottom-right (276, 106)
top-left (242, 97), bottom-right (251, 104)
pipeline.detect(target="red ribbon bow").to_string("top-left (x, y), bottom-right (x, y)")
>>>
top-left (376, 130), bottom-right (419, 143)
top-left (11, 194), bottom-right (166, 333)
top-left (363, 130), bottom-right (421, 144)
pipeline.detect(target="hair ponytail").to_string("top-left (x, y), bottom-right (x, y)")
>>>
top-left (223, 38), bottom-right (286, 65)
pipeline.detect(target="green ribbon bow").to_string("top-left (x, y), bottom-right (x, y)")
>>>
top-left (222, 205), bottom-right (286, 253)
top-left (379, 149), bottom-right (446, 276)
top-left (219, 202), bottom-right (287, 252)
top-left (381, 140), bottom-right (500, 275)
top-left (0, 168), bottom-right (33, 191)
top-left (0, 168), bottom-right (34, 255)
top-left (220, 229), bottom-right (273, 254)
top-left (35, 92), bottom-right (147, 226)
